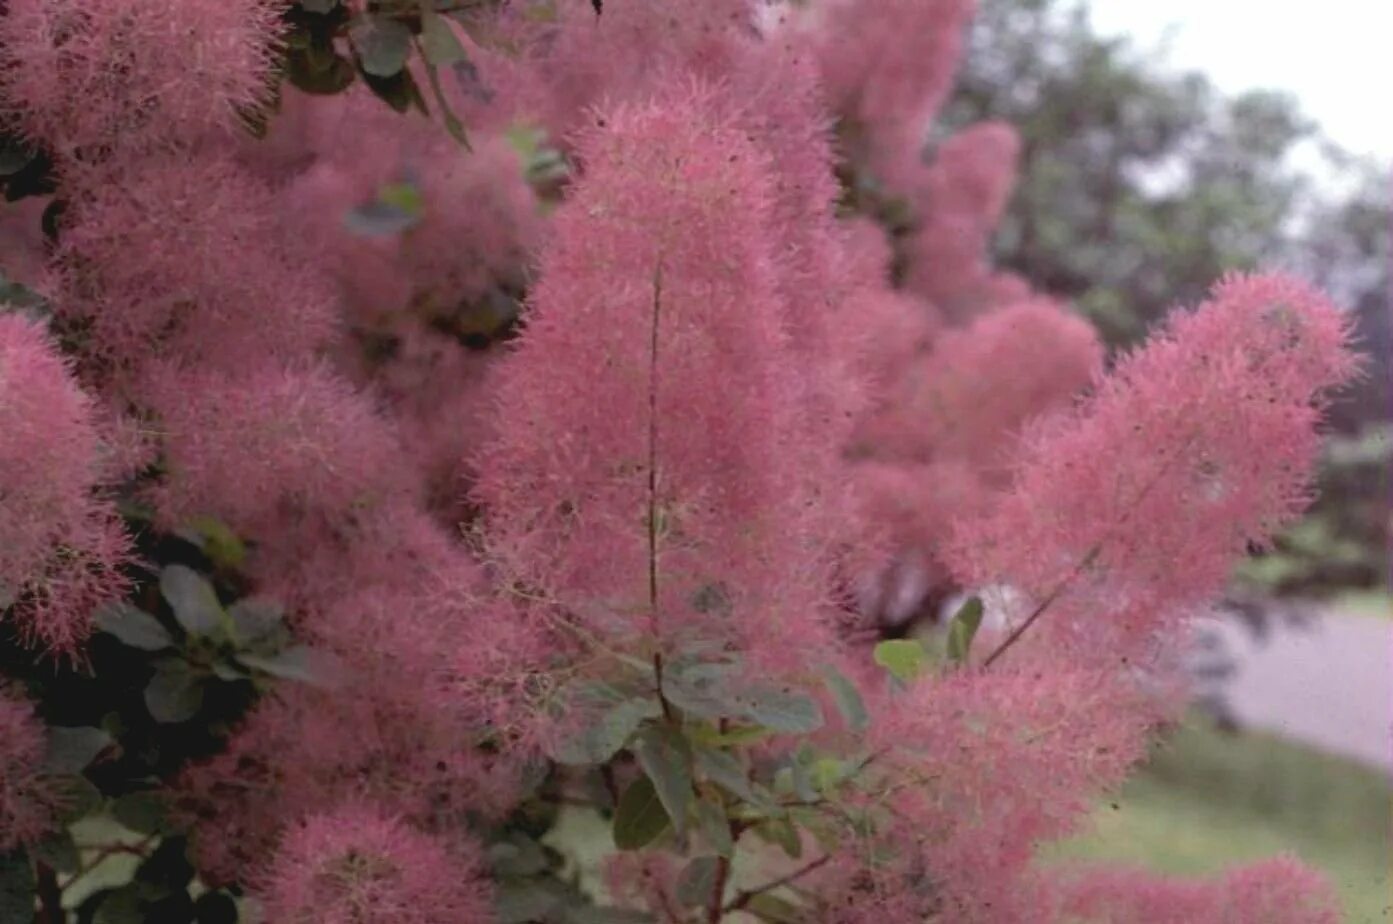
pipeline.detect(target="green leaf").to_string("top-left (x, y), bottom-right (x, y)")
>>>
top-left (612, 776), bottom-right (671, 850)
top-left (420, 9), bottom-right (468, 66)
top-left (94, 603), bottom-right (172, 651)
top-left (809, 757), bottom-right (846, 795)
top-left (53, 774), bottom-right (102, 823)
top-left (159, 565), bottom-right (226, 638)
top-left (664, 662), bottom-right (739, 719)
top-left (819, 665), bottom-right (868, 732)
top-left (873, 638), bottom-right (927, 683)
top-left (631, 725), bottom-right (693, 838)
top-left (30, 831), bottom-right (80, 874)
top-left (227, 598), bottom-right (289, 653)
top-left (286, 45), bottom-right (356, 94)
top-left (754, 817), bottom-right (802, 859)
top-left (694, 747), bottom-right (760, 806)
top-left (0, 849), bottom-right (34, 923)
top-left (734, 685), bottom-right (823, 735)
top-left (694, 799), bottom-right (733, 859)
top-left (93, 884), bottom-right (144, 924)
top-left (378, 182), bottom-right (423, 216)
top-left (350, 17), bottom-right (413, 77)
top-left (946, 596), bottom-right (985, 664)
top-left (745, 894), bottom-right (804, 923)
top-left (547, 690), bottom-right (659, 766)
top-left (675, 855), bottom-right (722, 908)
top-left (111, 791), bottom-right (169, 835)
top-left (692, 723), bottom-right (773, 748)
top-left (238, 646), bottom-right (344, 688)
top-left (45, 725), bottom-right (112, 774)
top-left (177, 516), bottom-right (246, 570)
top-left (144, 660), bottom-right (205, 724)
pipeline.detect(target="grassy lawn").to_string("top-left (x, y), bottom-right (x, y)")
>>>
top-left (1050, 720), bottom-right (1393, 922)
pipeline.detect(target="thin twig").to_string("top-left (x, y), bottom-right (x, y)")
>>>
top-left (722, 855), bottom-right (832, 913)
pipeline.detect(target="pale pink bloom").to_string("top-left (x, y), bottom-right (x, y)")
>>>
top-left (152, 365), bottom-right (412, 557)
top-left (947, 273), bottom-right (1360, 665)
top-left (0, 689), bottom-right (59, 851)
top-left (0, 0), bottom-right (283, 158)
top-left (0, 315), bottom-right (131, 657)
top-left (53, 154), bottom-right (338, 382)
top-left (819, 665), bottom-right (1157, 920)
top-left (866, 298), bottom-right (1101, 471)
top-left (904, 121), bottom-right (1024, 319)
top-left (255, 804), bottom-right (492, 924)
top-left (800, 0), bottom-right (976, 189)
top-left (472, 86), bottom-right (846, 684)
top-left (1056, 856), bottom-right (1342, 924)
top-left (499, 0), bottom-right (754, 143)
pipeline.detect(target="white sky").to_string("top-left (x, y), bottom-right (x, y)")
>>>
top-left (1087, 1), bottom-right (1393, 165)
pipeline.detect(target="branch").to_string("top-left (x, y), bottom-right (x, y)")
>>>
top-left (722, 855), bottom-right (832, 913)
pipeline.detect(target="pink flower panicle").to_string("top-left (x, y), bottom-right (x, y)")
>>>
top-left (818, 665), bottom-right (1154, 919)
top-left (0, 0), bottom-right (283, 159)
top-left (501, 0), bottom-right (754, 143)
top-left (152, 364), bottom-right (404, 531)
top-left (53, 155), bottom-right (338, 381)
top-left (0, 314), bottom-right (131, 657)
top-left (947, 272), bottom-right (1360, 665)
top-left (0, 689), bottom-right (60, 851)
top-left (860, 298), bottom-right (1101, 469)
top-left (903, 121), bottom-right (1025, 319)
top-left (472, 83), bottom-right (845, 693)
top-left (255, 804), bottom-right (492, 924)
top-left (801, 0), bottom-right (976, 189)
top-left (1055, 856), bottom-right (1343, 924)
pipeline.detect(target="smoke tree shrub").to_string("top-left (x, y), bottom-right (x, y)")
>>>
top-left (0, 1), bottom-right (1359, 922)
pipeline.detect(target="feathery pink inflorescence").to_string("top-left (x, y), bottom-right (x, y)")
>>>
top-left (254, 804), bottom-right (492, 924)
top-left (0, 689), bottom-right (59, 851)
top-left (859, 298), bottom-right (1101, 468)
top-left (946, 273), bottom-right (1359, 665)
top-left (52, 154), bottom-right (338, 383)
top-left (0, 315), bottom-right (131, 657)
top-left (819, 665), bottom-right (1156, 921)
top-left (1054, 856), bottom-right (1343, 924)
top-left (178, 513), bottom-right (517, 883)
top-left (472, 84), bottom-right (846, 688)
top-left (500, 0), bottom-right (754, 144)
top-left (0, 0), bottom-right (283, 159)
top-left (800, 0), bottom-right (976, 189)
top-left (150, 363), bottom-right (410, 551)
top-left (903, 121), bottom-right (1024, 319)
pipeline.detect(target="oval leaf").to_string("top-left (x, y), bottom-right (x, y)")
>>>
top-left (95, 603), bottom-right (172, 651)
top-left (45, 725), bottom-right (113, 774)
top-left (144, 661), bottom-right (204, 724)
top-left (675, 855), bottom-right (722, 908)
top-left (631, 726), bottom-right (693, 838)
top-left (350, 17), bottom-right (413, 77)
top-left (873, 638), bottom-right (927, 683)
top-left (946, 596), bottom-right (985, 664)
top-left (612, 776), bottom-right (671, 851)
top-left (819, 665), bottom-right (869, 732)
top-left (159, 565), bottom-right (225, 637)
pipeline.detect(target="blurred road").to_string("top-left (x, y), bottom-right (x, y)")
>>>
top-left (1208, 607), bottom-right (1393, 772)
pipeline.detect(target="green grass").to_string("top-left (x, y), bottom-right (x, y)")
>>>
top-left (1050, 720), bottom-right (1393, 922)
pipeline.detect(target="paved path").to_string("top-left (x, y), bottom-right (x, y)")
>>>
top-left (1205, 607), bottom-right (1392, 773)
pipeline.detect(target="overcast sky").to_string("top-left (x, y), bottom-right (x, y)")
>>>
top-left (1088, 0), bottom-right (1393, 164)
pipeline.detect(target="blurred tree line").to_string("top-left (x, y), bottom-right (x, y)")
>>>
top-left (943, 0), bottom-right (1389, 597)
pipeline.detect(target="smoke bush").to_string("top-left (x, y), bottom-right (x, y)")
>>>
top-left (0, 0), bottom-right (1360, 921)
